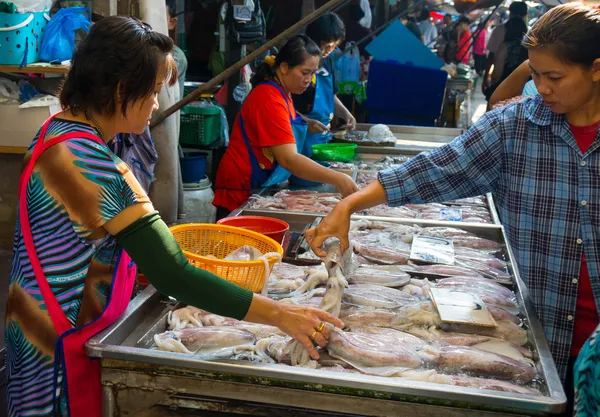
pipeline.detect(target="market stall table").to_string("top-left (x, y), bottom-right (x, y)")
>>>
top-left (87, 218), bottom-right (566, 416)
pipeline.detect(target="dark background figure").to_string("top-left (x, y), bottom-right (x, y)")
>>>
top-left (400, 15), bottom-right (424, 43)
top-left (473, 21), bottom-right (489, 75)
top-left (483, 1), bottom-right (528, 101)
top-left (341, 4), bottom-right (373, 58)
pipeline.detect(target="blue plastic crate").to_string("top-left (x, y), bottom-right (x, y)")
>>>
top-left (0, 12), bottom-right (49, 66)
top-left (366, 60), bottom-right (448, 121)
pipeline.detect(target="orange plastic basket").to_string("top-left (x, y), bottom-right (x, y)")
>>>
top-left (169, 223), bottom-right (283, 293)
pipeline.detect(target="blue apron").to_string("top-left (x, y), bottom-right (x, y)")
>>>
top-left (238, 80), bottom-right (308, 188)
top-left (301, 62), bottom-right (335, 158)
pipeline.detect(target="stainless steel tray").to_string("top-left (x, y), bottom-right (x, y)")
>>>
top-left (87, 219), bottom-right (566, 416)
top-left (353, 124), bottom-right (464, 154)
top-left (242, 191), bottom-right (501, 225)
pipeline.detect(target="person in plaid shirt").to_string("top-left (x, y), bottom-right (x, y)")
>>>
top-left (308, 4), bottom-right (600, 415)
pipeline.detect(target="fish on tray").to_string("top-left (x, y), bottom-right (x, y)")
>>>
top-left (343, 284), bottom-right (420, 309)
top-left (154, 327), bottom-right (256, 354)
top-left (346, 265), bottom-right (411, 287)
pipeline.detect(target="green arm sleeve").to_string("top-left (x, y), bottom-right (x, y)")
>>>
top-left (115, 213), bottom-right (254, 320)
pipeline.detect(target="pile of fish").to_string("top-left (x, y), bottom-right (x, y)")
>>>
top-left (151, 228), bottom-right (544, 398)
top-left (301, 220), bottom-right (511, 283)
top-left (329, 156), bottom-right (412, 171)
top-left (248, 190), bottom-right (493, 224)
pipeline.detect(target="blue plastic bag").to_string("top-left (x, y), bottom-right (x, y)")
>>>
top-left (39, 7), bottom-right (90, 63)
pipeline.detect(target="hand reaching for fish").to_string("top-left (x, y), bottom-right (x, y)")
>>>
top-left (306, 205), bottom-right (352, 258)
top-left (307, 181), bottom-right (388, 257)
top-left (275, 303), bottom-right (344, 359)
top-left (243, 295), bottom-right (344, 361)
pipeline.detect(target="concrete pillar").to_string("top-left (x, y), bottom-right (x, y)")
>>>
top-left (93, 0), bottom-right (118, 16)
top-left (140, 1), bottom-right (180, 224)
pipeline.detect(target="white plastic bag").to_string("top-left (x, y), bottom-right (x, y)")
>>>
top-left (12, 0), bottom-right (52, 12)
top-left (359, 0), bottom-right (372, 29)
top-left (0, 79), bottom-right (20, 103)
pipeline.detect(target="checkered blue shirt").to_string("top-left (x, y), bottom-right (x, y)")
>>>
top-left (379, 95), bottom-right (600, 380)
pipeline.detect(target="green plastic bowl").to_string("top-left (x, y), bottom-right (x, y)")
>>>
top-left (311, 143), bottom-right (358, 162)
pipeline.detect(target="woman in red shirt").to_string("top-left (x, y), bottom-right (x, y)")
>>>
top-left (456, 17), bottom-right (472, 65)
top-left (213, 35), bottom-right (358, 216)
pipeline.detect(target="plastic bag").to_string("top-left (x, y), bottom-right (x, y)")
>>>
top-left (359, 0), bottom-right (371, 28)
top-left (11, 0), bottom-right (51, 12)
top-left (0, 78), bottom-right (20, 103)
top-left (19, 94), bottom-right (59, 108)
top-left (39, 7), bottom-right (90, 63)
top-left (338, 43), bottom-right (360, 83)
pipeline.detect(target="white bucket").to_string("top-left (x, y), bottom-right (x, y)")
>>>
top-left (181, 176), bottom-right (216, 224)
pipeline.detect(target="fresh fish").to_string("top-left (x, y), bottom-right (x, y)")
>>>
top-left (454, 247), bottom-right (508, 269)
top-left (407, 261), bottom-right (484, 278)
top-left (269, 262), bottom-right (310, 281)
top-left (287, 263), bottom-right (328, 295)
top-left (443, 320), bottom-right (528, 346)
top-left (154, 327), bottom-right (256, 354)
top-left (435, 277), bottom-right (515, 298)
top-left (167, 306), bottom-right (208, 330)
top-left (288, 244), bottom-right (348, 367)
top-left (436, 345), bottom-right (536, 383)
top-left (487, 305), bottom-right (521, 324)
top-left (391, 302), bottom-right (444, 329)
top-left (433, 280), bottom-right (520, 314)
top-left (343, 284), bottom-right (419, 309)
top-left (350, 327), bottom-right (429, 352)
top-left (347, 265), bottom-right (411, 287)
top-left (471, 340), bottom-right (534, 364)
top-left (355, 244), bottom-right (411, 265)
top-left (319, 265), bottom-right (348, 317)
top-left (418, 228), bottom-right (503, 250)
top-left (225, 245), bottom-right (263, 261)
top-left (327, 327), bottom-right (423, 369)
top-left (365, 205), bottom-right (420, 219)
top-left (455, 259), bottom-right (512, 281)
top-left (340, 305), bottom-right (397, 328)
top-left (444, 196), bottom-right (487, 207)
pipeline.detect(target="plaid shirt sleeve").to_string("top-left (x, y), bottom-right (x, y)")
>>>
top-left (378, 111), bottom-right (504, 207)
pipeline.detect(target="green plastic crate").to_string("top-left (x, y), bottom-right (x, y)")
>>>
top-left (179, 105), bottom-right (221, 147)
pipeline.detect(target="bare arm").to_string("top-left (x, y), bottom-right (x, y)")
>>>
top-left (270, 143), bottom-right (358, 196)
top-left (489, 60), bottom-right (531, 108)
top-left (306, 180), bottom-right (387, 256)
top-left (334, 96), bottom-right (356, 130)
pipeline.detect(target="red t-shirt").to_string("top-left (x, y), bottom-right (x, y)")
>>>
top-left (213, 83), bottom-right (297, 212)
top-left (569, 121), bottom-right (600, 356)
top-left (457, 30), bottom-right (471, 64)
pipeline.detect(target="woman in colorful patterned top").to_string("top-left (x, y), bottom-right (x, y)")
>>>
top-left (574, 323), bottom-right (600, 416)
top-left (308, 4), bottom-right (600, 415)
top-left (5, 16), bottom-right (343, 417)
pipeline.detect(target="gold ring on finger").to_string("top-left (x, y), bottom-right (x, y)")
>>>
top-left (316, 322), bottom-right (325, 333)
top-left (310, 331), bottom-right (318, 340)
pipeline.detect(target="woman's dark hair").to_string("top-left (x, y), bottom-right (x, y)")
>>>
top-left (523, 3), bottom-right (600, 67)
top-left (457, 16), bottom-right (470, 25)
top-left (251, 34), bottom-right (320, 87)
top-left (305, 12), bottom-right (345, 45)
top-left (60, 16), bottom-right (177, 117)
